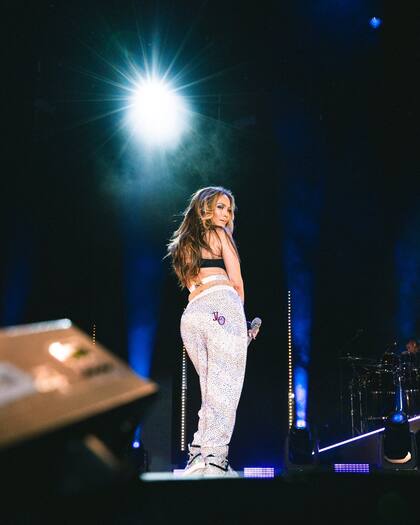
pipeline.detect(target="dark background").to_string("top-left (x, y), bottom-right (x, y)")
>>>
top-left (3, 1), bottom-right (419, 470)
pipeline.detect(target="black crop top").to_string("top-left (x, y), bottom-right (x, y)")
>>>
top-left (200, 258), bottom-right (226, 270)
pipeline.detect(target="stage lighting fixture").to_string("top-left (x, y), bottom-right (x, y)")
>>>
top-left (380, 411), bottom-right (417, 470)
top-left (126, 435), bottom-right (149, 474)
top-left (285, 424), bottom-right (318, 471)
top-left (129, 76), bottom-right (189, 147)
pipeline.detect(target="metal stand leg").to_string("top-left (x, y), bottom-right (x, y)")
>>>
top-left (358, 386), bottom-right (364, 434)
top-left (349, 380), bottom-right (355, 437)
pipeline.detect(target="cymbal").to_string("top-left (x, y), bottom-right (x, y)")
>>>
top-left (339, 354), bottom-right (369, 361)
top-left (340, 356), bottom-right (381, 369)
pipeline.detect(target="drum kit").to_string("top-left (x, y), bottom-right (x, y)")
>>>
top-left (341, 350), bottom-right (420, 435)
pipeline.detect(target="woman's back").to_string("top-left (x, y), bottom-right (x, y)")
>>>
top-left (187, 229), bottom-right (228, 290)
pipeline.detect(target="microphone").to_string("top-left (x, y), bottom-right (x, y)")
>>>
top-left (247, 317), bottom-right (262, 347)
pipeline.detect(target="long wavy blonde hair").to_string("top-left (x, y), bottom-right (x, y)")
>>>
top-left (167, 186), bottom-right (239, 288)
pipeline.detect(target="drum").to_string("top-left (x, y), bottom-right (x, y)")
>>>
top-left (363, 368), bottom-right (395, 420)
top-left (380, 352), bottom-right (399, 370)
top-left (365, 368), bottom-right (395, 393)
top-left (404, 389), bottom-right (420, 416)
top-left (400, 352), bottom-right (420, 415)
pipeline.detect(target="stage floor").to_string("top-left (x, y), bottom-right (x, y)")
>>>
top-left (138, 469), bottom-right (419, 525)
top-left (7, 467), bottom-right (419, 525)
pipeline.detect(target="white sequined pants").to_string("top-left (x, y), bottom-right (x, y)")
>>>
top-left (180, 285), bottom-right (248, 461)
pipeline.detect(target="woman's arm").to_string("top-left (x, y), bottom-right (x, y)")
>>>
top-left (213, 228), bottom-right (244, 304)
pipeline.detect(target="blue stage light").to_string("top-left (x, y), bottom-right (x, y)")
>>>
top-left (132, 424), bottom-right (142, 449)
top-left (295, 368), bottom-right (308, 428)
top-left (369, 17), bottom-right (382, 29)
top-left (391, 411), bottom-right (406, 424)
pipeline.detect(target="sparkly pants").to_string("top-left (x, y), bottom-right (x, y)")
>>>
top-left (180, 285), bottom-right (248, 460)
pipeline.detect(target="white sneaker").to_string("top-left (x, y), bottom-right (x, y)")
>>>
top-left (179, 445), bottom-right (206, 477)
top-left (203, 456), bottom-right (239, 478)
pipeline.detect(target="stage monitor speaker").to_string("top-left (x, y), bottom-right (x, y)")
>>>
top-left (0, 319), bottom-right (158, 498)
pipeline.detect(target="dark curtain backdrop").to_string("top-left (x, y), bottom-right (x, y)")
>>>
top-left (3, 1), bottom-right (419, 468)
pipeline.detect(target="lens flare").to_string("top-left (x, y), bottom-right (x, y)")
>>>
top-left (128, 77), bottom-right (190, 148)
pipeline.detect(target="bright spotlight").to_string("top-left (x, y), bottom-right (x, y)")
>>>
top-left (128, 77), bottom-right (189, 148)
top-left (369, 17), bottom-right (382, 29)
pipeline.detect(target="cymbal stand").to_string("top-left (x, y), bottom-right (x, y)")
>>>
top-left (349, 363), bottom-right (365, 436)
top-left (393, 363), bottom-right (405, 413)
top-left (337, 329), bottom-right (365, 433)
top-left (357, 382), bottom-right (365, 434)
top-left (349, 376), bottom-right (356, 436)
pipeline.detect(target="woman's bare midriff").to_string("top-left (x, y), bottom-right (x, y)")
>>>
top-left (187, 267), bottom-right (228, 291)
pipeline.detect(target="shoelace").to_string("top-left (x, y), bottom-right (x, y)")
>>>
top-left (187, 447), bottom-right (202, 465)
top-left (207, 454), bottom-right (229, 471)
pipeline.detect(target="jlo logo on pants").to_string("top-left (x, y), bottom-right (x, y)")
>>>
top-left (212, 311), bottom-right (226, 325)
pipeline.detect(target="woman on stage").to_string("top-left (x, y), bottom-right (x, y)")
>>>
top-left (167, 186), bottom-right (250, 477)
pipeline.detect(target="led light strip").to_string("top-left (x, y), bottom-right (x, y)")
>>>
top-left (244, 467), bottom-right (275, 478)
top-left (288, 291), bottom-right (294, 428)
top-left (92, 323), bottom-right (96, 345)
top-left (334, 463), bottom-right (370, 473)
top-left (319, 413), bottom-right (420, 453)
top-left (180, 345), bottom-right (188, 451)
